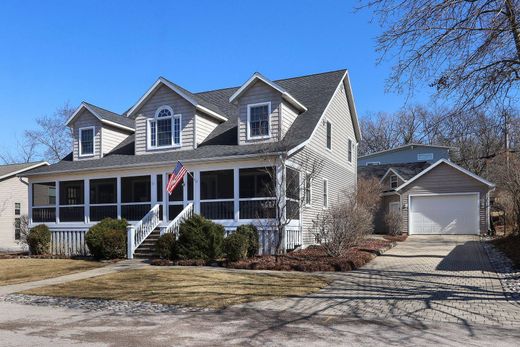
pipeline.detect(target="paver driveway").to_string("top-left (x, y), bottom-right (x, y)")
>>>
top-left (242, 235), bottom-right (520, 327)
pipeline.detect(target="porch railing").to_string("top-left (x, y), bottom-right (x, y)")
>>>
top-left (284, 227), bottom-right (302, 250)
top-left (127, 203), bottom-right (161, 259)
top-left (162, 203), bottom-right (194, 236)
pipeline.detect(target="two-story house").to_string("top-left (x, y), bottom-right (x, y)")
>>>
top-left (22, 69), bottom-right (361, 257)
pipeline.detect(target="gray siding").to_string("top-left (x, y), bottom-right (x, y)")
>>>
top-left (0, 176), bottom-right (28, 251)
top-left (133, 84), bottom-right (196, 155)
top-left (237, 80), bottom-right (281, 144)
top-left (101, 125), bottom-right (132, 155)
top-left (196, 112), bottom-right (219, 146)
top-left (359, 146), bottom-right (450, 166)
top-left (294, 81), bottom-right (358, 245)
top-left (72, 110), bottom-right (102, 161)
top-left (280, 101), bottom-right (299, 139)
top-left (399, 162), bottom-right (490, 234)
top-left (381, 173), bottom-right (405, 191)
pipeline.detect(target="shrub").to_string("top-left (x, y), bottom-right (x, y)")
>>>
top-left (224, 232), bottom-right (249, 262)
top-left (156, 233), bottom-right (176, 259)
top-left (86, 218), bottom-right (127, 259)
top-left (27, 224), bottom-right (51, 255)
top-left (384, 211), bottom-right (403, 235)
top-left (235, 224), bottom-right (260, 257)
top-left (175, 214), bottom-right (225, 260)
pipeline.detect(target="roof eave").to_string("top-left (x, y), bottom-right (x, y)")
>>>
top-left (66, 102), bottom-right (135, 132)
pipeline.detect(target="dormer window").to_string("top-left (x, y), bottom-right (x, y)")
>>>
top-left (79, 127), bottom-right (95, 156)
top-left (247, 102), bottom-right (271, 139)
top-left (390, 175), bottom-right (398, 189)
top-left (148, 105), bottom-right (181, 149)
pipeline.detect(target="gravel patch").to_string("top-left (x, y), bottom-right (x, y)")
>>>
top-left (2, 294), bottom-right (214, 315)
top-left (482, 240), bottom-right (520, 302)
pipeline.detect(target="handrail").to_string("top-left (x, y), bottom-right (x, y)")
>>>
top-left (127, 203), bottom-right (161, 259)
top-left (162, 203), bottom-right (194, 236)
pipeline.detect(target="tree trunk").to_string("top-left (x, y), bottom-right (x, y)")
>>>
top-left (505, 0), bottom-right (520, 61)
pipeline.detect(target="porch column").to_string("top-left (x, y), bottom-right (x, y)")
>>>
top-left (116, 176), bottom-right (122, 219)
top-left (193, 170), bottom-right (201, 214)
top-left (55, 180), bottom-right (60, 224)
top-left (233, 168), bottom-right (239, 221)
top-left (84, 179), bottom-right (90, 224)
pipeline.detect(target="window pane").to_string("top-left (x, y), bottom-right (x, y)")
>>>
top-left (150, 120), bottom-right (156, 147)
top-left (200, 170), bottom-right (233, 199)
top-left (239, 167), bottom-right (274, 198)
top-left (187, 174), bottom-right (193, 200)
top-left (305, 174), bottom-right (311, 204)
top-left (90, 178), bottom-right (116, 204)
top-left (249, 105), bottom-right (269, 137)
top-left (33, 182), bottom-right (56, 206)
top-left (59, 181), bottom-right (84, 205)
top-left (80, 128), bottom-right (94, 155)
top-left (157, 118), bottom-right (172, 146)
top-left (157, 175), bottom-right (163, 202)
top-left (15, 203), bottom-right (21, 215)
top-left (348, 139), bottom-right (352, 162)
top-left (14, 218), bottom-right (21, 240)
top-left (121, 176), bottom-right (151, 203)
top-left (174, 117), bottom-right (181, 144)
top-left (286, 168), bottom-right (299, 200)
top-left (326, 122), bottom-right (332, 149)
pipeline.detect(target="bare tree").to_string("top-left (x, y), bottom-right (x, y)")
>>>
top-left (0, 138), bottom-right (38, 164)
top-left (361, 0), bottom-right (520, 110)
top-left (15, 214), bottom-right (30, 251)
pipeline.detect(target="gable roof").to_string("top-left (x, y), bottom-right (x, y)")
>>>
top-left (358, 161), bottom-right (431, 181)
top-left (66, 102), bottom-right (135, 131)
top-left (229, 72), bottom-right (307, 112)
top-left (126, 77), bottom-right (228, 121)
top-left (395, 159), bottom-right (495, 191)
top-left (26, 70), bottom-right (353, 176)
top-left (0, 161), bottom-right (48, 181)
top-left (359, 143), bottom-right (452, 159)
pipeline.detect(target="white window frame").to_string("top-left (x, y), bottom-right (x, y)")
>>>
top-left (246, 102), bottom-right (271, 140)
top-left (390, 175), bottom-right (398, 189)
top-left (417, 153), bottom-right (434, 161)
top-left (304, 172), bottom-right (312, 206)
top-left (326, 120), bottom-right (332, 151)
top-left (323, 178), bottom-right (328, 209)
top-left (147, 105), bottom-right (182, 150)
top-left (79, 126), bottom-right (95, 157)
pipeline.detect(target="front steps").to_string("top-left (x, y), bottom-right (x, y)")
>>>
top-left (133, 229), bottom-right (161, 259)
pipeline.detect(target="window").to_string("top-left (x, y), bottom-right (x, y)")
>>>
top-left (14, 218), bottom-right (21, 240)
top-left (390, 175), bottom-right (398, 189)
top-left (348, 139), bottom-right (353, 162)
top-left (286, 167), bottom-right (300, 220)
top-left (200, 170), bottom-right (233, 200)
top-left (148, 106), bottom-right (181, 149)
top-left (32, 182), bottom-right (56, 206)
top-left (247, 102), bottom-right (270, 139)
top-left (90, 178), bottom-right (117, 221)
top-left (59, 180), bottom-right (84, 222)
top-left (14, 203), bottom-right (21, 216)
top-left (304, 174), bottom-right (312, 205)
top-left (323, 179), bottom-right (328, 208)
top-left (79, 127), bottom-right (95, 156)
top-left (239, 168), bottom-right (274, 198)
top-left (121, 176), bottom-right (151, 203)
top-left (326, 121), bottom-right (332, 150)
top-left (417, 153), bottom-right (434, 161)
top-left (366, 162), bottom-right (380, 166)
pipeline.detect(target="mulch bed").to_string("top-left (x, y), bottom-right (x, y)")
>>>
top-left (383, 234), bottom-right (408, 242)
top-left (152, 239), bottom-right (394, 272)
top-left (491, 234), bottom-right (520, 269)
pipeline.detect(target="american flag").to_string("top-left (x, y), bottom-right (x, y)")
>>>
top-left (167, 161), bottom-right (187, 194)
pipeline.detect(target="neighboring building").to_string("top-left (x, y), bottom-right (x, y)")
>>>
top-left (359, 159), bottom-right (495, 235)
top-left (0, 162), bottom-right (48, 251)
top-left (22, 69), bottom-right (361, 257)
top-left (358, 144), bottom-right (451, 166)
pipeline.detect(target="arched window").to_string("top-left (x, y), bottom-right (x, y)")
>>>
top-left (148, 105), bottom-right (181, 149)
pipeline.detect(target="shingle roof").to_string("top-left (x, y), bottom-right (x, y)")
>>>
top-left (26, 70), bottom-right (348, 176)
top-left (83, 102), bottom-right (135, 129)
top-left (0, 162), bottom-right (48, 180)
top-left (358, 162), bottom-right (432, 181)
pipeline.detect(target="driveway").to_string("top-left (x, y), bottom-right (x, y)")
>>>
top-left (0, 236), bottom-right (519, 346)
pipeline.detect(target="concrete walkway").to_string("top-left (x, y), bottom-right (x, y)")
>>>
top-left (0, 236), bottom-right (519, 346)
top-left (0, 259), bottom-right (147, 297)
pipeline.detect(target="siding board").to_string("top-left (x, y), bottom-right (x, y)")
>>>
top-left (71, 110), bottom-right (102, 161)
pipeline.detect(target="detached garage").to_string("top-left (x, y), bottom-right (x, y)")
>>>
top-left (396, 160), bottom-right (495, 235)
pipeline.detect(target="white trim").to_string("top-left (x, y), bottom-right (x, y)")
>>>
top-left (359, 143), bottom-right (452, 159)
top-left (126, 77), bottom-right (227, 122)
top-left (7, 162), bottom-right (49, 180)
top-left (246, 102), bottom-right (272, 140)
top-left (66, 103), bottom-right (135, 132)
top-left (408, 192), bottom-right (480, 235)
top-left (79, 126), bottom-right (96, 157)
top-left (146, 110), bottom-right (182, 150)
top-left (396, 159), bottom-right (495, 191)
top-left (229, 72), bottom-right (307, 112)
top-left (380, 168), bottom-right (407, 185)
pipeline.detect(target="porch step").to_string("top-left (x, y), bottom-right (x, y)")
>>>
top-left (133, 229), bottom-right (161, 259)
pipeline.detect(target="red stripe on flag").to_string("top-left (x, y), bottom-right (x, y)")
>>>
top-left (167, 166), bottom-right (187, 194)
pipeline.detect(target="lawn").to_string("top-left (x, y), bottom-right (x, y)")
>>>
top-left (21, 267), bottom-right (329, 309)
top-left (0, 259), bottom-right (104, 286)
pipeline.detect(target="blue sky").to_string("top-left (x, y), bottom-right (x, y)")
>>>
top-left (0, 0), bottom-right (431, 153)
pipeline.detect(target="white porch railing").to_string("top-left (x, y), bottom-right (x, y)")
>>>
top-left (127, 203), bottom-right (161, 259)
top-left (49, 228), bottom-right (89, 256)
top-left (162, 203), bottom-right (194, 236)
top-left (284, 227), bottom-right (302, 250)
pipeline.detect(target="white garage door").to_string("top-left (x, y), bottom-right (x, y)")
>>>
top-left (409, 194), bottom-right (479, 235)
